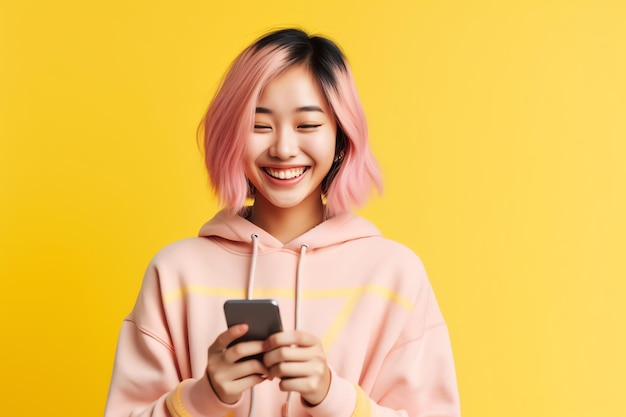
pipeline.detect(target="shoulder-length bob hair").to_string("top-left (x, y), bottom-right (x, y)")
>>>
top-left (200, 28), bottom-right (382, 218)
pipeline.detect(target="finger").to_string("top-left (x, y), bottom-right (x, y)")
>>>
top-left (210, 371), bottom-right (268, 404)
top-left (276, 370), bottom-right (331, 406)
top-left (268, 360), bottom-right (326, 379)
top-left (277, 375), bottom-right (318, 392)
top-left (223, 340), bottom-right (266, 364)
top-left (209, 324), bottom-right (249, 354)
top-left (228, 359), bottom-right (269, 379)
top-left (263, 345), bottom-right (319, 368)
top-left (207, 355), bottom-right (270, 404)
top-left (264, 330), bottom-right (318, 350)
top-left (209, 354), bottom-right (268, 385)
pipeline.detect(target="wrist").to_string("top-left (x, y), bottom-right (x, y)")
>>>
top-left (301, 368), bottom-right (358, 417)
top-left (301, 366), bottom-right (332, 406)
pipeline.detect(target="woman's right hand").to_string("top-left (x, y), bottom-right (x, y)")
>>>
top-left (206, 324), bottom-right (269, 404)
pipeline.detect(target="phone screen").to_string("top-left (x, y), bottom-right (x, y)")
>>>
top-left (223, 299), bottom-right (283, 360)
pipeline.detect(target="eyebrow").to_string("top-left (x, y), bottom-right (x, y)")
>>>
top-left (255, 106), bottom-right (325, 114)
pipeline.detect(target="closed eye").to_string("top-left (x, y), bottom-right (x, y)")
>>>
top-left (298, 124), bottom-right (322, 129)
top-left (254, 124), bottom-right (272, 131)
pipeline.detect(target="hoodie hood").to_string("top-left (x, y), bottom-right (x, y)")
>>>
top-left (198, 209), bottom-right (381, 252)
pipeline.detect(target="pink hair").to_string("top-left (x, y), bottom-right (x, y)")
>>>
top-left (200, 29), bottom-right (382, 217)
top-left (322, 65), bottom-right (383, 217)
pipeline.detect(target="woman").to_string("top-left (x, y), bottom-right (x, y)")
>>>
top-left (105, 28), bottom-right (460, 417)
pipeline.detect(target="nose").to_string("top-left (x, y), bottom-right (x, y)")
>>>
top-left (269, 127), bottom-right (299, 160)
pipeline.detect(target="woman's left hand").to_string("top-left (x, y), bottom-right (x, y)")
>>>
top-left (262, 331), bottom-right (331, 406)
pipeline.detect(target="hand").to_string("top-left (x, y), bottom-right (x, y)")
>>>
top-left (262, 331), bottom-right (331, 406)
top-left (206, 324), bottom-right (269, 404)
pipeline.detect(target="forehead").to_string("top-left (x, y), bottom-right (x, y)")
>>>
top-left (257, 65), bottom-right (328, 106)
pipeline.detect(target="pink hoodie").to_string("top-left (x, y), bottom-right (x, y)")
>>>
top-left (105, 210), bottom-right (460, 417)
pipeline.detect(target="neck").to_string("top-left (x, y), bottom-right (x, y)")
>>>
top-left (248, 194), bottom-right (325, 244)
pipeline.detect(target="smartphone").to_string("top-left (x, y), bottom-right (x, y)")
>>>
top-left (223, 299), bottom-right (283, 361)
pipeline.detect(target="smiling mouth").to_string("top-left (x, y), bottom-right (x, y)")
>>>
top-left (263, 167), bottom-right (307, 180)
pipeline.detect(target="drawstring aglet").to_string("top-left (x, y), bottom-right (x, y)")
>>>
top-left (282, 400), bottom-right (291, 417)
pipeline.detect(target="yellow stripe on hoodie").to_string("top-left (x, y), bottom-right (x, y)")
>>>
top-left (163, 285), bottom-right (412, 310)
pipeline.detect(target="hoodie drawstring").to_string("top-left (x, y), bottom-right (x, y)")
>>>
top-left (246, 234), bottom-right (260, 417)
top-left (294, 244), bottom-right (307, 329)
top-left (247, 233), bottom-right (259, 300)
top-left (283, 244), bottom-right (307, 417)
top-left (245, 234), bottom-right (308, 417)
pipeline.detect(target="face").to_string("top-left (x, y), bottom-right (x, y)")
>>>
top-left (245, 65), bottom-right (337, 215)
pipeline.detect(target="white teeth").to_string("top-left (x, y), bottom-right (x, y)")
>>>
top-left (265, 167), bottom-right (305, 180)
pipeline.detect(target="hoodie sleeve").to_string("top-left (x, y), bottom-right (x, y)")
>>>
top-left (364, 324), bottom-right (461, 417)
top-left (104, 260), bottom-right (236, 417)
top-left (306, 281), bottom-right (460, 417)
top-left (306, 334), bottom-right (459, 417)
top-left (363, 282), bottom-right (460, 417)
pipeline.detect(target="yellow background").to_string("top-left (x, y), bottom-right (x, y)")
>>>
top-left (1, 1), bottom-right (625, 415)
